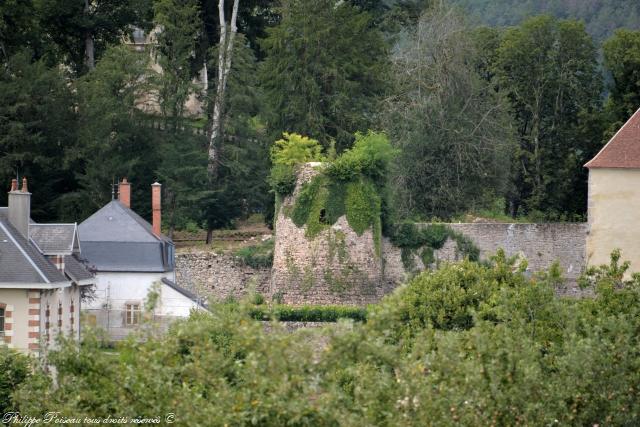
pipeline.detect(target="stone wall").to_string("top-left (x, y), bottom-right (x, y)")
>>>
top-left (271, 164), bottom-right (393, 305)
top-left (175, 251), bottom-right (271, 302)
top-left (384, 223), bottom-right (589, 294)
top-left (269, 163), bottom-right (591, 305)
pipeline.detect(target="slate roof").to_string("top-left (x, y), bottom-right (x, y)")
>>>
top-left (30, 223), bottom-right (78, 255)
top-left (586, 107), bottom-right (640, 168)
top-left (79, 200), bottom-right (174, 273)
top-left (0, 219), bottom-right (68, 284)
top-left (79, 200), bottom-right (170, 243)
top-left (64, 255), bottom-right (94, 283)
top-left (161, 278), bottom-right (208, 309)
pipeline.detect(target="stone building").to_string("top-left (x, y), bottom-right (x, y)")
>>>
top-left (585, 107), bottom-right (640, 270)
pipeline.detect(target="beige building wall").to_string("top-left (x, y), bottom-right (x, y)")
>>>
top-left (587, 168), bottom-right (640, 271)
top-left (0, 289), bottom-right (31, 352)
top-left (40, 286), bottom-right (81, 352)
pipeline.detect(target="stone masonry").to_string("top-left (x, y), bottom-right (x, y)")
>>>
top-left (175, 251), bottom-right (271, 302)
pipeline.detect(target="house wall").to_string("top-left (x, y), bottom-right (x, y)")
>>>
top-left (39, 285), bottom-right (81, 352)
top-left (84, 271), bottom-right (176, 315)
top-left (81, 270), bottom-right (202, 340)
top-left (587, 168), bottom-right (640, 271)
top-left (0, 289), bottom-right (30, 351)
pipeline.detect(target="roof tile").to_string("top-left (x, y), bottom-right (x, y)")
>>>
top-left (586, 107), bottom-right (640, 168)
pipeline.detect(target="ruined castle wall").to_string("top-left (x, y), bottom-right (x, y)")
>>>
top-left (175, 251), bottom-right (271, 302)
top-left (271, 162), bottom-right (590, 305)
top-left (384, 223), bottom-right (588, 288)
top-left (271, 164), bottom-right (393, 305)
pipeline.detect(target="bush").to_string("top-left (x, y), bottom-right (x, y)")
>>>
top-left (11, 252), bottom-right (640, 426)
top-left (249, 305), bottom-right (367, 322)
top-left (234, 238), bottom-right (274, 268)
top-left (0, 347), bottom-right (30, 414)
top-left (270, 132), bottom-right (324, 167)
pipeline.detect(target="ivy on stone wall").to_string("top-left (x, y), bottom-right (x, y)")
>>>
top-left (390, 222), bottom-right (480, 271)
top-left (275, 131), bottom-right (394, 257)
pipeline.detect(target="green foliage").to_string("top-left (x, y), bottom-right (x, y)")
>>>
top-left (268, 164), bottom-right (297, 196)
top-left (280, 131), bottom-right (392, 248)
top-left (270, 133), bottom-right (325, 167)
top-left (248, 305), bottom-right (367, 322)
top-left (494, 15), bottom-right (602, 217)
top-left (35, 0), bottom-right (153, 74)
top-left (234, 238), bottom-right (275, 269)
top-left (390, 222), bottom-right (479, 270)
top-left (260, 0), bottom-right (388, 150)
top-left (326, 131), bottom-right (399, 184)
top-left (454, 0), bottom-right (640, 42)
top-left (269, 133), bottom-right (325, 197)
top-left (0, 50), bottom-right (77, 221)
top-left (10, 251), bottom-right (640, 426)
top-left (0, 347), bottom-right (31, 414)
top-left (603, 29), bottom-right (640, 131)
top-left (154, 0), bottom-right (201, 127)
top-left (384, 4), bottom-right (515, 219)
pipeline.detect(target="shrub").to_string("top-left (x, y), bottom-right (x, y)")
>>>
top-left (270, 132), bottom-right (324, 167)
top-left (234, 238), bottom-right (274, 268)
top-left (0, 347), bottom-right (30, 414)
top-left (268, 164), bottom-right (297, 196)
top-left (249, 305), bottom-right (367, 322)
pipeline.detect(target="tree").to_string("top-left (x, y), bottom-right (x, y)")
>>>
top-left (603, 29), bottom-right (640, 131)
top-left (35, 0), bottom-right (152, 73)
top-left (202, 34), bottom-right (271, 238)
top-left (260, 0), bottom-right (388, 151)
top-left (207, 0), bottom-right (240, 178)
top-left (495, 16), bottom-right (602, 218)
top-left (384, 5), bottom-right (515, 219)
top-left (69, 45), bottom-right (158, 219)
top-left (0, 50), bottom-right (78, 221)
top-left (154, 0), bottom-right (203, 130)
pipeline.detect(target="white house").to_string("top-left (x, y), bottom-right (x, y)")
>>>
top-left (79, 179), bottom-right (205, 340)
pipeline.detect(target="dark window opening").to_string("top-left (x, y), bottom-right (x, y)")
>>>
top-left (319, 209), bottom-right (327, 224)
top-left (0, 307), bottom-right (4, 336)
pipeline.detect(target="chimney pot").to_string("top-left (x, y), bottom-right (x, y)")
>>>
top-left (8, 178), bottom-right (31, 237)
top-left (118, 178), bottom-right (131, 208)
top-left (151, 182), bottom-right (161, 236)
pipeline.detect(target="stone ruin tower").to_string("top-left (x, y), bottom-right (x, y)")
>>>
top-left (271, 163), bottom-right (394, 305)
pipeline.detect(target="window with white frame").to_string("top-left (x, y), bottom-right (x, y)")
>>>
top-left (125, 303), bottom-right (141, 326)
top-left (0, 307), bottom-right (5, 337)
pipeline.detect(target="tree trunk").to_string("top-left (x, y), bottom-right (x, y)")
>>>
top-left (83, 0), bottom-right (95, 70)
top-left (207, 0), bottom-right (239, 179)
top-left (206, 229), bottom-right (213, 245)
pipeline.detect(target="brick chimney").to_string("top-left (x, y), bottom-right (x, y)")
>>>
top-left (8, 177), bottom-right (31, 237)
top-left (118, 178), bottom-right (131, 208)
top-left (151, 182), bottom-right (161, 236)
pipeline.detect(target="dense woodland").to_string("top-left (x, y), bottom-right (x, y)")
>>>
top-left (1, 0), bottom-right (640, 233)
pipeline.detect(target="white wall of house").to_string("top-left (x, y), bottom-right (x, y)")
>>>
top-left (84, 270), bottom-right (199, 315)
